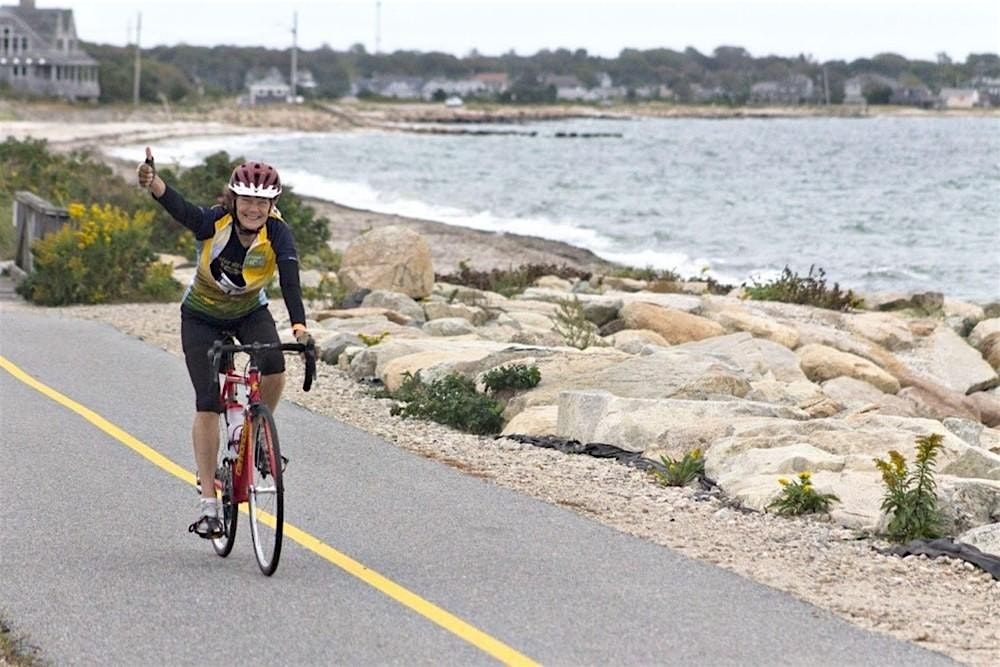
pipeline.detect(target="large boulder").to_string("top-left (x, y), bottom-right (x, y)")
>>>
top-left (338, 226), bottom-right (434, 298)
top-left (620, 301), bottom-right (725, 345)
top-left (979, 332), bottom-right (1000, 372)
top-left (969, 318), bottom-right (1000, 350)
top-left (797, 343), bottom-right (901, 394)
top-left (711, 307), bottom-right (800, 349)
top-left (556, 390), bottom-right (808, 454)
top-left (893, 325), bottom-right (999, 395)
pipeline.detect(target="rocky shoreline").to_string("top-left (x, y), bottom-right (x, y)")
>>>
top-left (4, 111), bottom-right (1000, 664)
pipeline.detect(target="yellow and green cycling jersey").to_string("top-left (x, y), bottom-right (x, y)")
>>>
top-left (154, 184), bottom-right (305, 324)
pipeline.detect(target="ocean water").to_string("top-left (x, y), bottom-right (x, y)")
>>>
top-left (110, 115), bottom-right (1000, 301)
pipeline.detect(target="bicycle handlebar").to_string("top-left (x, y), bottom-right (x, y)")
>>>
top-left (209, 339), bottom-right (317, 392)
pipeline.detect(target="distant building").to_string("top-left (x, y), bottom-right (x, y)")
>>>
top-left (843, 73), bottom-right (899, 105)
top-left (352, 75), bottom-right (423, 99)
top-left (472, 71), bottom-right (509, 95)
top-left (0, 0), bottom-right (99, 101)
top-left (971, 76), bottom-right (1000, 106)
top-left (890, 83), bottom-right (934, 108)
top-left (750, 74), bottom-right (815, 105)
top-left (420, 77), bottom-right (485, 101)
top-left (245, 67), bottom-right (290, 105)
top-left (938, 87), bottom-right (981, 109)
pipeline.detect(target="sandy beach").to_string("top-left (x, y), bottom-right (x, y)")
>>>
top-left (3, 104), bottom-right (1000, 665)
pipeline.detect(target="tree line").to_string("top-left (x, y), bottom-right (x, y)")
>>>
top-left (83, 41), bottom-right (1000, 105)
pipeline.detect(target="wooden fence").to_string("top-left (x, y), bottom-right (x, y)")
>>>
top-left (14, 191), bottom-right (69, 274)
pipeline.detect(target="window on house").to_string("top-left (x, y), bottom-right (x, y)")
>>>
top-left (21, 36), bottom-right (26, 51)
top-left (2, 27), bottom-right (9, 55)
top-left (56, 38), bottom-right (63, 50)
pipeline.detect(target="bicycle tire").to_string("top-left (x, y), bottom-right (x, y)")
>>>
top-left (247, 405), bottom-right (283, 575)
top-left (212, 417), bottom-right (238, 556)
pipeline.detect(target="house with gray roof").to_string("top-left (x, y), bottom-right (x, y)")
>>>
top-left (0, 0), bottom-right (99, 101)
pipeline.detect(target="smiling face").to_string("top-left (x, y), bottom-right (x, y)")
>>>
top-left (234, 195), bottom-right (273, 230)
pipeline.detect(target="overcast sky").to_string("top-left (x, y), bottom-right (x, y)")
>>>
top-left (40, 0), bottom-right (1000, 63)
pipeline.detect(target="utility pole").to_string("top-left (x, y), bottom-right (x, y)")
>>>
top-left (289, 11), bottom-right (298, 104)
top-left (132, 12), bottom-right (142, 107)
top-left (823, 67), bottom-right (830, 105)
top-left (375, 0), bottom-right (381, 55)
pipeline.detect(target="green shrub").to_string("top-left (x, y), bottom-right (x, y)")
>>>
top-left (301, 274), bottom-right (347, 308)
top-left (17, 203), bottom-right (161, 305)
top-left (767, 471), bottom-right (839, 515)
top-left (0, 138), bottom-right (155, 252)
top-left (436, 261), bottom-right (591, 297)
top-left (653, 448), bottom-right (705, 487)
top-left (301, 245), bottom-right (342, 272)
top-left (0, 196), bottom-right (13, 260)
top-left (874, 434), bottom-right (945, 542)
top-left (139, 261), bottom-right (183, 302)
top-left (609, 265), bottom-right (681, 282)
top-left (481, 364), bottom-right (541, 394)
top-left (553, 296), bottom-right (604, 349)
top-left (390, 372), bottom-right (504, 435)
top-left (744, 265), bottom-right (862, 311)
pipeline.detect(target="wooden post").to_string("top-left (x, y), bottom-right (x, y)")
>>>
top-left (14, 191), bottom-right (70, 274)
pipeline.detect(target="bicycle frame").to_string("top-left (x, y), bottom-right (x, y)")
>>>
top-left (211, 337), bottom-right (315, 506)
top-left (219, 357), bottom-right (262, 505)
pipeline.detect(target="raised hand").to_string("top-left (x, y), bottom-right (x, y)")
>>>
top-left (136, 147), bottom-right (164, 196)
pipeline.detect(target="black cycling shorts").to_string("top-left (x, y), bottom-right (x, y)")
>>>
top-left (181, 306), bottom-right (285, 412)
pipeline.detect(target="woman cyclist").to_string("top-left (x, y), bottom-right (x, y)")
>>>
top-left (137, 148), bottom-right (312, 538)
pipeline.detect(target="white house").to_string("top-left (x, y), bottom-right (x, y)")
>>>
top-left (247, 67), bottom-right (290, 105)
top-left (938, 88), bottom-right (981, 109)
top-left (0, 0), bottom-right (99, 100)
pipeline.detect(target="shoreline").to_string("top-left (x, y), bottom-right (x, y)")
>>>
top-left (4, 104), bottom-right (998, 299)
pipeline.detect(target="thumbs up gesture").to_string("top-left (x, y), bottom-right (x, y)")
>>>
top-left (136, 147), bottom-right (164, 196)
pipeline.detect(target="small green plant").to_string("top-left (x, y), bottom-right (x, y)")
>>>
top-left (874, 433), bottom-right (945, 542)
top-left (481, 364), bottom-right (541, 394)
top-left (390, 372), bottom-right (504, 435)
top-left (436, 261), bottom-right (591, 297)
top-left (743, 265), bottom-right (863, 311)
top-left (653, 448), bottom-right (705, 487)
top-left (609, 265), bottom-right (681, 282)
top-left (552, 296), bottom-right (604, 349)
top-left (358, 331), bottom-right (390, 346)
top-left (767, 471), bottom-right (839, 515)
top-left (301, 274), bottom-right (347, 308)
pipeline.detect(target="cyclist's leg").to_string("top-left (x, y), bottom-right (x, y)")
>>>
top-left (181, 311), bottom-right (226, 537)
top-left (236, 306), bottom-right (286, 413)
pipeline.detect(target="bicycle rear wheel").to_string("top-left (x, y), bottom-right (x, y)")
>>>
top-left (212, 416), bottom-right (238, 556)
top-left (248, 405), bottom-right (283, 575)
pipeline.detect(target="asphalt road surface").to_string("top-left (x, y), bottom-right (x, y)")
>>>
top-left (0, 308), bottom-right (956, 665)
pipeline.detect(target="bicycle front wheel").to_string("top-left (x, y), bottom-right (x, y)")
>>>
top-left (248, 405), bottom-right (283, 575)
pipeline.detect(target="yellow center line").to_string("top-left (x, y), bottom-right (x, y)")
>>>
top-left (0, 354), bottom-right (540, 667)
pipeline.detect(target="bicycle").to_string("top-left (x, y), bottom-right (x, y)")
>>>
top-left (205, 337), bottom-right (316, 576)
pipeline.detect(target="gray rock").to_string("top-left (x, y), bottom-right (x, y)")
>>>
top-left (422, 317), bottom-right (477, 337)
top-left (319, 332), bottom-right (364, 365)
top-left (361, 289), bottom-right (426, 323)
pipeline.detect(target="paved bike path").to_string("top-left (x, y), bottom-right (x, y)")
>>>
top-left (0, 308), bottom-right (955, 665)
